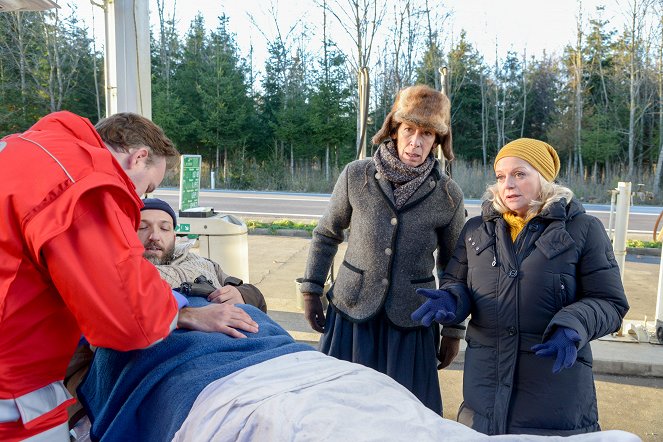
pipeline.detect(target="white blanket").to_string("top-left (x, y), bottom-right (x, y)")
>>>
top-left (173, 351), bottom-right (640, 442)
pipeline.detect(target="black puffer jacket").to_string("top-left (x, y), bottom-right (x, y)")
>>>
top-left (442, 198), bottom-right (629, 436)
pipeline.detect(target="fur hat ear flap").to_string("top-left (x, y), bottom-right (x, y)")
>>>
top-left (371, 110), bottom-right (396, 145)
top-left (440, 127), bottom-right (454, 161)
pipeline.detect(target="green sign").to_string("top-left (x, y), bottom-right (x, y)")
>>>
top-left (175, 223), bottom-right (191, 233)
top-left (179, 155), bottom-right (201, 211)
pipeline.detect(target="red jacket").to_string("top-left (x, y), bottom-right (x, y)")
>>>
top-left (0, 112), bottom-right (178, 440)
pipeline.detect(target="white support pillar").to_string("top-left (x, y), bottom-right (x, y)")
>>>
top-left (104, 0), bottom-right (151, 118)
top-left (103, 0), bottom-right (117, 117)
top-left (656, 254), bottom-right (663, 343)
top-left (613, 182), bottom-right (631, 279)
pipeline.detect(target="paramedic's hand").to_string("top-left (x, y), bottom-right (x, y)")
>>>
top-left (303, 293), bottom-right (325, 333)
top-left (207, 286), bottom-right (244, 305)
top-left (178, 304), bottom-right (259, 338)
top-left (437, 337), bottom-right (460, 370)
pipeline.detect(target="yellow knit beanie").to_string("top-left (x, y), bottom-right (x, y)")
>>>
top-left (494, 138), bottom-right (561, 182)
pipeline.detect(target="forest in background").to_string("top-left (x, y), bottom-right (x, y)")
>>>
top-left (1, 0), bottom-right (662, 203)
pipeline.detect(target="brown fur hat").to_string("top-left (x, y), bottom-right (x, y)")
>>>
top-left (371, 84), bottom-right (454, 161)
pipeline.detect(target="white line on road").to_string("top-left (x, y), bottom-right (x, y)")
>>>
top-left (219, 211), bottom-right (322, 218)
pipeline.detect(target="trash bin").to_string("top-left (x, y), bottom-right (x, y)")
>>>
top-left (295, 277), bottom-right (330, 311)
top-left (178, 213), bottom-right (250, 283)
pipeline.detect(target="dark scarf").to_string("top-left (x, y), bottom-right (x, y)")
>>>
top-left (373, 139), bottom-right (435, 209)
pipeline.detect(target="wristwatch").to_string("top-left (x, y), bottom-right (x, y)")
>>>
top-left (223, 276), bottom-right (243, 287)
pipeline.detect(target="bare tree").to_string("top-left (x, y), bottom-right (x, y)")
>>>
top-left (623, 0), bottom-right (654, 176)
top-left (520, 48), bottom-right (527, 138)
top-left (653, 6), bottom-right (663, 193)
top-left (2, 11), bottom-right (31, 118)
top-left (155, 0), bottom-right (178, 92)
top-left (323, 0), bottom-right (386, 158)
top-left (494, 42), bottom-right (504, 149)
top-left (572, 2), bottom-right (584, 176)
top-left (324, 0), bottom-right (385, 72)
top-left (480, 67), bottom-right (487, 166)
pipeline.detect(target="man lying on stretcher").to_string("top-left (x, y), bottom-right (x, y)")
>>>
top-left (64, 199), bottom-right (266, 436)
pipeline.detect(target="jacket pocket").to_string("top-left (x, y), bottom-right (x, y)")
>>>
top-left (333, 260), bottom-right (365, 306)
top-left (553, 274), bottom-right (563, 311)
top-left (410, 275), bottom-right (435, 285)
top-left (553, 273), bottom-right (573, 309)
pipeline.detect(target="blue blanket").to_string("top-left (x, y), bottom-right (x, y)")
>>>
top-left (78, 303), bottom-right (314, 441)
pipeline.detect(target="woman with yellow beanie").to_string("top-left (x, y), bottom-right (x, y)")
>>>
top-left (412, 138), bottom-right (630, 436)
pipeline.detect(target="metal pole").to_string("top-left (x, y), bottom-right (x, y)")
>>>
top-left (613, 181), bottom-right (631, 279)
top-left (607, 188), bottom-right (618, 241)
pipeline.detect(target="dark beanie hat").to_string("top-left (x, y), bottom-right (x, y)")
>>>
top-left (141, 198), bottom-right (177, 227)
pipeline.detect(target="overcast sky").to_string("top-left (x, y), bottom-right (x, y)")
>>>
top-left (71, 0), bottom-right (628, 70)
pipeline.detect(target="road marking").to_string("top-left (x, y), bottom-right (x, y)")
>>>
top-left (221, 210), bottom-right (322, 218)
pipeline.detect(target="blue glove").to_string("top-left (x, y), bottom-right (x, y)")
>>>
top-left (172, 289), bottom-right (189, 309)
top-left (411, 288), bottom-right (457, 327)
top-left (531, 327), bottom-right (581, 374)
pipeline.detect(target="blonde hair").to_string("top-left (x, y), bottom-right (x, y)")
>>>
top-left (483, 173), bottom-right (574, 218)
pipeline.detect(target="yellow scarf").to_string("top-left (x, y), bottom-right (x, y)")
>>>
top-left (503, 212), bottom-right (534, 242)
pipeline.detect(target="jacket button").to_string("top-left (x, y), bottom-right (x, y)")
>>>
top-left (381, 278), bottom-right (389, 286)
top-left (385, 248), bottom-right (392, 256)
top-left (507, 326), bottom-right (517, 336)
top-left (429, 180), bottom-right (436, 188)
top-left (391, 217), bottom-right (397, 225)
top-left (375, 173), bottom-right (381, 179)
top-left (528, 223), bottom-right (538, 232)
top-left (508, 269), bottom-right (518, 278)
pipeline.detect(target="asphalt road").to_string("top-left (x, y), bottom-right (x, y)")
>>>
top-left (152, 189), bottom-right (663, 238)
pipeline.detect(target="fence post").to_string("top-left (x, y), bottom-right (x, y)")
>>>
top-left (613, 181), bottom-right (631, 280)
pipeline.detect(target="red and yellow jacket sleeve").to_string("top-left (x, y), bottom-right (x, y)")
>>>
top-left (41, 189), bottom-right (178, 351)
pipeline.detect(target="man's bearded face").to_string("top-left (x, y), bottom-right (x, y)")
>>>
top-left (143, 239), bottom-right (175, 265)
top-left (138, 209), bottom-right (177, 265)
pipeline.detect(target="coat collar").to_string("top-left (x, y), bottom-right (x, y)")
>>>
top-left (372, 159), bottom-right (444, 212)
top-left (481, 197), bottom-right (585, 223)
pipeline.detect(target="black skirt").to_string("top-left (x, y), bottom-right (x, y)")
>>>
top-left (319, 303), bottom-right (442, 415)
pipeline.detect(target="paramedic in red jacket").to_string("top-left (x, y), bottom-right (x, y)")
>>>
top-left (1, 111), bottom-right (185, 441)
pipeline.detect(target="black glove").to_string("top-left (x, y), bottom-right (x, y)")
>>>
top-left (303, 293), bottom-right (325, 333)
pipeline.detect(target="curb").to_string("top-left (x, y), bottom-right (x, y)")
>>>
top-left (441, 346), bottom-right (663, 378)
top-left (249, 228), bottom-right (312, 238)
top-left (246, 232), bottom-right (662, 254)
top-left (626, 247), bottom-right (661, 257)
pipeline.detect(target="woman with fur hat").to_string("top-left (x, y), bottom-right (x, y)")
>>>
top-left (299, 84), bottom-right (466, 414)
top-left (412, 138), bottom-right (629, 435)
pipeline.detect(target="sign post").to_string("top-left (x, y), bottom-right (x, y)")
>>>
top-left (179, 155), bottom-right (201, 212)
top-left (175, 154), bottom-right (249, 281)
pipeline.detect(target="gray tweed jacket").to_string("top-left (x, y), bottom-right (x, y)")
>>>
top-left (301, 158), bottom-right (465, 330)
